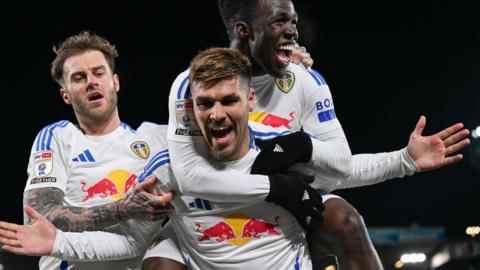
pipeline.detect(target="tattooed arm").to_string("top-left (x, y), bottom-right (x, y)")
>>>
top-left (23, 178), bottom-right (173, 232)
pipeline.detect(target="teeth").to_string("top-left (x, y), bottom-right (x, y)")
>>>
top-left (212, 127), bottom-right (229, 131)
top-left (278, 44), bottom-right (294, 51)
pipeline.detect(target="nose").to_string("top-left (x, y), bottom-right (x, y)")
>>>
top-left (209, 102), bottom-right (226, 121)
top-left (86, 73), bottom-right (99, 89)
top-left (284, 23), bottom-right (298, 42)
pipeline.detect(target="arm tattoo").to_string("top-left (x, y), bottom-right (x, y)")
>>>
top-left (24, 187), bottom-right (119, 232)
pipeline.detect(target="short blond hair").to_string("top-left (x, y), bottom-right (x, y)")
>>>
top-left (189, 47), bottom-right (252, 91)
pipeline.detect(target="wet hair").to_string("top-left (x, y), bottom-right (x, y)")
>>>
top-left (189, 47), bottom-right (252, 91)
top-left (217, 0), bottom-right (259, 40)
top-left (51, 31), bottom-right (118, 86)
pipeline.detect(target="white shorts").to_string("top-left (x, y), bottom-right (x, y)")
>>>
top-left (143, 221), bottom-right (185, 264)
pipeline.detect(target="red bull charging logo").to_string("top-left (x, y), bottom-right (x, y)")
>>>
top-left (80, 169), bottom-right (137, 203)
top-left (195, 213), bottom-right (281, 246)
top-left (249, 111), bottom-right (294, 129)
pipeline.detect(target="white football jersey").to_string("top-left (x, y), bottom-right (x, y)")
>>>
top-left (25, 121), bottom-right (169, 270)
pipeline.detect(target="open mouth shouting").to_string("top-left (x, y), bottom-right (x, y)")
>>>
top-left (211, 126), bottom-right (234, 148)
top-left (276, 44), bottom-right (294, 67)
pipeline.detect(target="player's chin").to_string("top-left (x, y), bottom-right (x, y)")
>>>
top-left (272, 60), bottom-right (289, 76)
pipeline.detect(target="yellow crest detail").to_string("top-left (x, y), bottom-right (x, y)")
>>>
top-left (130, 141), bottom-right (150, 159)
top-left (275, 71), bottom-right (295, 93)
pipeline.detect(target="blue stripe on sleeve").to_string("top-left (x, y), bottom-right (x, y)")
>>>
top-left (177, 76), bottom-right (190, 99)
top-left (137, 158), bottom-right (171, 183)
top-left (37, 120), bottom-right (69, 151)
top-left (311, 69), bottom-right (327, 85)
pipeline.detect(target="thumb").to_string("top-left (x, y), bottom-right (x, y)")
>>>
top-left (137, 175), bottom-right (158, 191)
top-left (412, 115), bottom-right (426, 136)
top-left (24, 205), bottom-right (42, 221)
top-left (159, 191), bottom-right (175, 206)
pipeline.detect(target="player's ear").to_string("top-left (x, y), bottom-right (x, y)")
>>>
top-left (248, 88), bottom-right (255, 112)
top-left (60, 89), bottom-right (71, 104)
top-left (234, 21), bottom-right (251, 40)
top-left (113, 74), bottom-right (120, 92)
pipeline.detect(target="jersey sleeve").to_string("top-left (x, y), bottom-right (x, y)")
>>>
top-left (298, 68), bottom-right (418, 189)
top-left (299, 68), bottom-right (342, 136)
top-left (50, 217), bottom-right (163, 261)
top-left (24, 121), bottom-right (70, 193)
top-left (293, 68), bottom-right (353, 187)
top-left (338, 148), bottom-right (418, 189)
top-left (51, 230), bottom-right (140, 261)
top-left (162, 70), bottom-right (269, 202)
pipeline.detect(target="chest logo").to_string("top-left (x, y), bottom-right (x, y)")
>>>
top-left (195, 213), bottom-right (281, 246)
top-left (131, 141), bottom-right (150, 159)
top-left (275, 71), bottom-right (295, 93)
top-left (72, 149), bottom-right (96, 162)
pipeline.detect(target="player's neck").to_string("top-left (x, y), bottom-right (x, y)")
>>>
top-left (229, 41), bottom-right (267, 77)
top-left (77, 112), bottom-right (121, 136)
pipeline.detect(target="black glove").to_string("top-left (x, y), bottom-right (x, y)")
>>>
top-left (251, 131), bottom-right (313, 175)
top-left (266, 171), bottom-right (324, 230)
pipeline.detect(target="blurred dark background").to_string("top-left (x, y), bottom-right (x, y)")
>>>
top-left (1, 1), bottom-right (479, 269)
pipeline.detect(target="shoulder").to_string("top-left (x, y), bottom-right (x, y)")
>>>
top-left (137, 122), bottom-right (168, 136)
top-left (136, 121), bottom-right (168, 146)
top-left (287, 64), bottom-right (328, 87)
top-left (33, 120), bottom-right (77, 151)
top-left (171, 68), bottom-right (191, 100)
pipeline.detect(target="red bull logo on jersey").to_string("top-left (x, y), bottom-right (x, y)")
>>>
top-left (195, 213), bottom-right (282, 246)
top-left (131, 141), bottom-right (150, 159)
top-left (275, 71), bottom-right (295, 93)
top-left (249, 111), bottom-right (295, 129)
top-left (33, 151), bottom-right (53, 177)
top-left (80, 169), bottom-right (137, 203)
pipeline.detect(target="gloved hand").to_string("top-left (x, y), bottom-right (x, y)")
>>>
top-left (251, 131), bottom-right (313, 175)
top-left (266, 171), bottom-right (324, 230)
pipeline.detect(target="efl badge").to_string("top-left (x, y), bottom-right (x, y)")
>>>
top-left (33, 151), bottom-right (53, 177)
top-left (275, 71), bottom-right (295, 93)
top-left (131, 141), bottom-right (150, 159)
top-left (175, 99), bottom-right (199, 130)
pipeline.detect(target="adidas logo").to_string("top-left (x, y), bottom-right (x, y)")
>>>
top-left (188, 198), bottom-right (213, 210)
top-left (273, 144), bottom-right (284, 153)
top-left (302, 191), bottom-right (310, 201)
top-left (72, 149), bottom-right (96, 162)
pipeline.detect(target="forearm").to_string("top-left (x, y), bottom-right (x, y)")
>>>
top-left (338, 147), bottom-right (418, 189)
top-left (305, 128), bottom-right (353, 190)
top-left (24, 188), bottom-right (119, 232)
top-left (166, 140), bottom-right (269, 202)
top-left (51, 230), bottom-right (140, 261)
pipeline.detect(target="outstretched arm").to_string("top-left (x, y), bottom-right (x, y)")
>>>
top-left (338, 116), bottom-right (470, 189)
top-left (1, 205), bottom-right (163, 261)
top-left (1, 205), bottom-right (55, 256)
top-left (407, 115), bottom-right (470, 171)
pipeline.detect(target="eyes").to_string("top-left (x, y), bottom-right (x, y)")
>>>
top-left (196, 96), bottom-right (241, 110)
top-left (273, 16), bottom-right (298, 27)
top-left (70, 68), bottom-right (107, 83)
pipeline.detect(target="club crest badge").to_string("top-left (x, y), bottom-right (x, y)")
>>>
top-left (275, 71), bottom-right (295, 93)
top-left (131, 141), bottom-right (150, 159)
